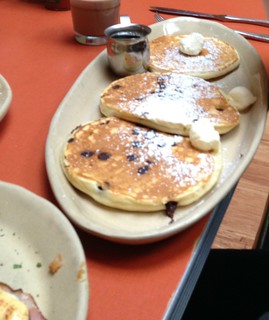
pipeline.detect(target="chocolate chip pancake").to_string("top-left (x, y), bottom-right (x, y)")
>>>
top-left (62, 117), bottom-right (222, 216)
top-left (100, 72), bottom-right (240, 136)
top-left (148, 35), bottom-right (240, 79)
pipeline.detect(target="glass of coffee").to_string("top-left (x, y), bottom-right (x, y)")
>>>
top-left (70, 0), bottom-right (120, 45)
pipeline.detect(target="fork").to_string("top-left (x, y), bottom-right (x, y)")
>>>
top-left (154, 12), bottom-right (165, 22)
top-left (153, 12), bottom-right (269, 43)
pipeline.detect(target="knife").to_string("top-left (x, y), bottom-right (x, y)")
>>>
top-left (152, 8), bottom-right (269, 43)
top-left (150, 6), bottom-right (269, 27)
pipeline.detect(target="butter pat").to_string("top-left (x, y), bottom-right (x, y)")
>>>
top-left (179, 32), bottom-right (204, 56)
top-left (227, 86), bottom-right (257, 112)
top-left (189, 119), bottom-right (220, 152)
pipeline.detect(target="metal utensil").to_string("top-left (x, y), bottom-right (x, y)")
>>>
top-left (153, 10), bottom-right (269, 43)
top-left (150, 6), bottom-right (269, 27)
top-left (154, 12), bottom-right (165, 22)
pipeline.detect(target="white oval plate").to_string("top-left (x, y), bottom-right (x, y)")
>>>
top-left (0, 181), bottom-right (89, 319)
top-left (0, 74), bottom-right (12, 121)
top-left (45, 17), bottom-right (268, 244)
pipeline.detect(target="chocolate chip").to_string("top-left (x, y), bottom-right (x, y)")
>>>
top-left (100, 120), bottom-right (110, 125)
top-left (80, 150), bottom-right (95, 157)
top-left (98, 152), bottom-right (111, 160)
top-left (157, 76), bottom-right (167, 90)
top-left (175, 87), bottom-right (184, 94)
top-left (98, 181), bottom-right (110, 190)
top-left (132, 129), bottom-right (140, 135)
top-left (142, 111), bottom-right (149, 116)
top-left (127, 154), bottom-right (138, 161)
top-left (67, 138), bottom-right (75, 143)
top-left (165, 201), bottom-right (178, 222)
top-left (157, 141), bottom-right (166, 148)
top-left (104, 181), bottom-right (110, 187)
top-left (137, 165), bottom-right (149, 175)
top-left (135, 96), bottom-right (145, 101)
top-left (112, 84), bottom-right (121, 90)
top-left (132, 141), bottom-right (143, 148)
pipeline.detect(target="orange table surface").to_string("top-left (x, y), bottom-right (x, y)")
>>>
top-left (1, 1), bottom-right (269, 319)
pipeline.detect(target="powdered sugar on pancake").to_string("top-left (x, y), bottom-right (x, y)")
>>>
top-left (148, 35), bottom-right (240, 79)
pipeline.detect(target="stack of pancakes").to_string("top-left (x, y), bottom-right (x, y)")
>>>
top-left (62, 31), bottom-right (242, 220)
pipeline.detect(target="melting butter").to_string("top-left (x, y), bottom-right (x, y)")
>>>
top-left (227, 86), bottom-right (257, 112)
top-left (179, 32), bottom-right (205, 56)
top-left (189, 119), bottom-right (220, 152)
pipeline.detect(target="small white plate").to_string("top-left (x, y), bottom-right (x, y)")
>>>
top-left (46, 17), bottom-right (268, 244)
top-left (0, 74), bottom-right (12, 121)
top-left (0, 181), bottom-right (89, 319)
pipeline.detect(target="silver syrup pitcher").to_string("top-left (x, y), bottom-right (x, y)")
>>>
top-left (105, 23), bottom-right (152, 76)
